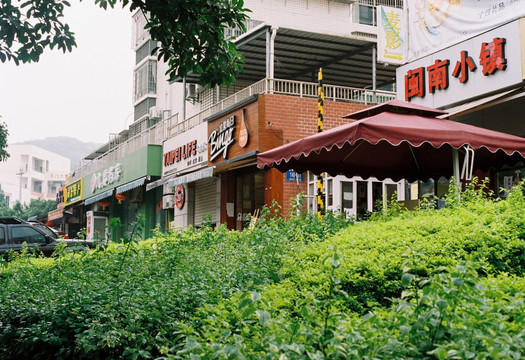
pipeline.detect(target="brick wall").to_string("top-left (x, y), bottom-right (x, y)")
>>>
top-left (260, 94), bottom-right (370, 214)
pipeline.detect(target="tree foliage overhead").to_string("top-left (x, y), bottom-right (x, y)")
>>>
top-left (0, 0), bottom-right (249, 87)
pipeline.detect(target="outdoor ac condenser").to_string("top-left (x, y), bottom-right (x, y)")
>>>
top-left (86, 210), bottom-right (108, 241)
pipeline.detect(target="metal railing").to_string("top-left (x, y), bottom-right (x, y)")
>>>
top-left (68, 78), bottom-right (395, 181)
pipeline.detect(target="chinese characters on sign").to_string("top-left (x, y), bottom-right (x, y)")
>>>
top-left (382, 9), bottom-right (401, 59)
top-left (404, 37), bottom-right (507, 101)
top-left (64, 179), bottom-right (83, 206)
top-left (378, 6), bottom-right (406, 65)
top-left (479, 38), bottom-right (507, 75)
top-left (90, 163), bottom-right (122, 193)
top-left (452, 51), bottom-right (477, 83)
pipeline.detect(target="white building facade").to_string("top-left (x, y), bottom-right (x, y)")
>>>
top-left (0, 144), bottom-right (70, 207)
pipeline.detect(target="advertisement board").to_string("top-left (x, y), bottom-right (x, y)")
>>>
top-left (397, 20), bottom-right (523, 108)
top-left (378, 6), bottom-right (407, 65)
top-left (407, 0), bottom-right (525, 62)
top-left (163, 122), bottom-right (208, 176)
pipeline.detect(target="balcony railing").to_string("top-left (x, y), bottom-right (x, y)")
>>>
top-left (68, 78), bottom-right (395, 181)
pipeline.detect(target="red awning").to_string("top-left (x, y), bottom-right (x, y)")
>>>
top-left (257, 100), bottom-right (525, 182)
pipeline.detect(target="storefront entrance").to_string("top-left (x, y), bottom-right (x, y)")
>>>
top-left (235, 169), bottom-right (265, 230)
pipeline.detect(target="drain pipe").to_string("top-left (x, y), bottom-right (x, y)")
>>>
top-left (268, 26), bottom-right (278, 92)
top-left (372, 45), bottom-right (377, 103)
top-left (182, 77), bottom-right (186, 122)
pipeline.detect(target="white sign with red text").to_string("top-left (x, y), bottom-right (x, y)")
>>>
top-left (163, 122), bottom-right (208, 176)
top-left (397, 20), bottom-right (523, 109)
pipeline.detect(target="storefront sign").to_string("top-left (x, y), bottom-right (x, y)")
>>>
top-left (48, 207), bottom-right (64, 221)
top-left (285, 170), bottom-right (305, 182)
top-left (90, 163), bottom-right (122, 193)
top-left (163, 122), bottom-right (208, 176)
top-left (397, 20), bottom-right (522, 108)
top-left (377, 6), bottom-right (406, 65)
top-left (64, 179), bottom-right (83, 206)
top-left (174, 184), bottom-right (185, 209)
top-left (407, 0), bottom-right (525, 61)
top-left (168, 167), bottom-right (214, 187)
top-left (209, 115), bottom-right (235, 161)
top-left (164, 140), bottom-right (197, 166)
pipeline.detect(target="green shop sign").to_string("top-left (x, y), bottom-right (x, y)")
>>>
top-left (83, 145), bottom-right (162, 199)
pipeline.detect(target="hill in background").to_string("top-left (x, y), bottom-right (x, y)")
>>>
top-left (18, 136), bottom-right (102, 170)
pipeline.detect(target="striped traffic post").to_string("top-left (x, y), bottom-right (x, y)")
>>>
top-left (317, 68), bottom-right (325, 219)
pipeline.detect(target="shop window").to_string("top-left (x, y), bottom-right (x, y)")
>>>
top-left (420, 179), bottom-right (436, 199)
top-left (497, 167), bottom-right (524, 198)
top-left (372, 182), bottom-right (383, 211)
top-left (357, 181), bottom-right (368, 218)
top-left (341, 181), bottom-right (354, 212)
top-left (0, 228), bottom-right (5, 245)
top-left (235, 170), bottom-right (265, 230)
top-left (327, 179), bottom-right (333, 207)
top-left (385, 184), bottom-right (397, 203)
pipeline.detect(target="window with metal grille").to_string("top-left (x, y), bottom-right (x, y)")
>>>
top-left (136, 40), bottom-right (158, 65)
top-left (133, 98), bottom-right (157, 122)
top-left (134, 60), bottom-right (157, 102)
top-left (355, 0), bottom-right (404, 26)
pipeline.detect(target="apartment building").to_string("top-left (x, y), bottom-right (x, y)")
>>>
top-left (0, 144), bottom-right (70, 207)
top-left (65, 0), bottom-right (404, 237)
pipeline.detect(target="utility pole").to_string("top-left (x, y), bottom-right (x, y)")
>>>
top-left (16, 167), bottom-right (24, 203)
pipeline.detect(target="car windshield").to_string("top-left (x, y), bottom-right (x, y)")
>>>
top-left (32, 223), bottom-right (59, 240)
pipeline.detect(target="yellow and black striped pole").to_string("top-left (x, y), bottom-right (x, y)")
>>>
top-left (316, 68), bottom-right (325, 219)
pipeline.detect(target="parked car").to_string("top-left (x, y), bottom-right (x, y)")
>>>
top-left (0, 216), bottom-right (96, 258)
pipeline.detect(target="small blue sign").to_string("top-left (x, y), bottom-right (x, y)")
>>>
top-left (285, 170), bottom-right (305, 182)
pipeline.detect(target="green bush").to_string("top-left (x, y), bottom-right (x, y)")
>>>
top-left (173, 262), bottom-right (524, 359)
top-left (1, 186), bottom-right (524, 359)
top-left (0, 203), bottom-right (353, 359)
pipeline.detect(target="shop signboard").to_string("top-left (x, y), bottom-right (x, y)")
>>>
top-left (377, 6), bottom-right (407, 65)
top-left (90, 163), bottom-right (122, 194)
top-left (285, 170), bottom-right (305, 182)
top-left (407, 0), bottom-right (525, 62)
top-left (82, 145), bottom-right (162, 199)
top-left (64, 179), bottom-right (83, 206)
top-left (163, 122), bottom-right (208, 176)
top-left (209, 115), bottom-right (236, 161)
top-left (208, 99), bottom-right (258, 165)
top-left (48, 207), bottom-right (64, 221)
top-left (397, 20), bottom-right (523, 108)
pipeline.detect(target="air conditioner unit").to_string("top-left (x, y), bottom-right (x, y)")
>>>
top-left (163, 194), bottom-right (174, 209)
top-left (186, 84), bottom-right (199, 104)
top-left (148, 106), bottom-right (160, 118)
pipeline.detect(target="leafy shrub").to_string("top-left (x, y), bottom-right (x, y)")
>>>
top-left (1, 186), bottom-right (524, 359)
top-left (0, 203), bottom-right (352, 359)
top-left (172, 262), bottom-right (524, 359)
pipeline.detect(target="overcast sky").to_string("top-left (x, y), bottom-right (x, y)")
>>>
top-left (0, 1), bottom-right (135, 145)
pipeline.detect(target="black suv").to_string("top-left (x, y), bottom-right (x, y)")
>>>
top-left (0, 217), bottom-right (95, 257)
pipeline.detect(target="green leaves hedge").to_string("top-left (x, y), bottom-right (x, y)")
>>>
top-left (0, 185), bottom-right (524, 359)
